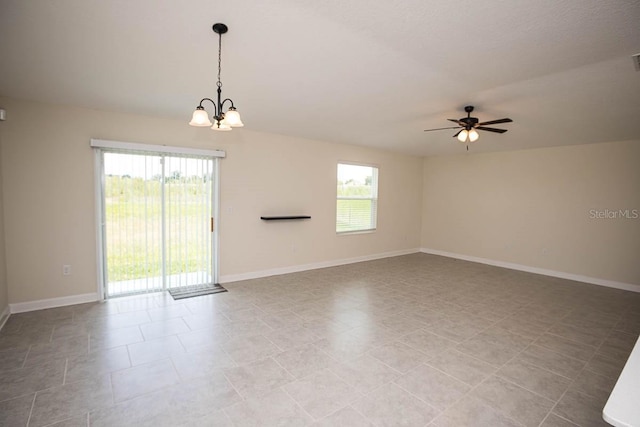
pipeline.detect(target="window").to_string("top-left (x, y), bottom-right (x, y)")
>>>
top-left (336, 163), bottom-right (378, 233)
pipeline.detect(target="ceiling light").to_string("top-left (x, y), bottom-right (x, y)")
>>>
top-left (189, 107), bottom-right (212, 126)
top-left (189, 23), bottom-right (244, 131)
top-left (457, 128), bottom-right (480, 143)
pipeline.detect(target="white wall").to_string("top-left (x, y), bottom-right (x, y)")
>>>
top-left (421, 140), bottom-right (640, 286)
top-left (2, 94), bottom-right (637, 307)
top-left (0, 97), bottom-right (423, 304)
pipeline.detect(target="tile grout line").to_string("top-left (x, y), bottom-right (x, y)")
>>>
top-left (62, 358), bottom-right (68, 385)
top-left (536, 317), bottom-right (621, 427)
top-left (442, 339), bottom-right (545, 427)
top-left (25, 392), bottom-right (37, 427)
top-left (21, 345), bottom-right (32, 369)
top-left (280, 384), bottom-right (318, 422)
top-left (220, 363), bottom-right (247, 404)
top-left (499, 316), bottom-right (580, 427)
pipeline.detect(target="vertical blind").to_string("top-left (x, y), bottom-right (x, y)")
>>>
top-left (101, 150), bottom-right (215, 297)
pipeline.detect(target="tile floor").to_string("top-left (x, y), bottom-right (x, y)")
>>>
top-left (1, 253), bottom-right (639, 426)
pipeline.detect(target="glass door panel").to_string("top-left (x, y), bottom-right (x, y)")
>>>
top-left (101, 151), bottom-right (215, 298)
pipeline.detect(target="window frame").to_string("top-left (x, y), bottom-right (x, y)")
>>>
top-left (336, 162), bottom-right (379, 234)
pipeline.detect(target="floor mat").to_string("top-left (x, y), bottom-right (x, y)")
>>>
top-left (168, 283), bottom-right (227, 300)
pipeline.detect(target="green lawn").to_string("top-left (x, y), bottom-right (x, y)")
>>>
top-left (336, 199), bottom-right (375, 232)
top-left (105, 176), bottom-right (211, 282)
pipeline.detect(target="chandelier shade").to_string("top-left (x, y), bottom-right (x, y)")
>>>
top-left (189, 107), bottom-right (213, 127)
top-left (223, 108), bottom-right (244, 127)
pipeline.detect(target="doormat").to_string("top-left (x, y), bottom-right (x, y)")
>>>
top-left (168, 283), bottom-right (227, 300)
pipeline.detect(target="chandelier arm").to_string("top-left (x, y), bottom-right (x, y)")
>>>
top-left (220, 98), bottom-right (236, 111)
top-left (198, 98), bottom-right (218, 117)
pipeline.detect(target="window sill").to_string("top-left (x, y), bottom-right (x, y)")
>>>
top-left (336, 229), bottom-right (376, 236)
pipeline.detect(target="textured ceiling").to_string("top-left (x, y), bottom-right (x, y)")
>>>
top-left (1, 0), bottom-right (639, 156)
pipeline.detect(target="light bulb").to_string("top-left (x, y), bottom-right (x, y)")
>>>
top-left (468, 129), bottom-right (479, 142)
top-left (189, 107), bottom-right (212, 127)
top-left (223, 108), bottom-right (244, 127)
top-left (211, 120), bottom-right (232, 131)
top-left (457, 129), bottom-right (468, 142)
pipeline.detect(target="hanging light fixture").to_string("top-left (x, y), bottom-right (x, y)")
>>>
top-left (189, 23), bottom-right (244, 131)
top-left (457, 128), bottom-right (479, 143)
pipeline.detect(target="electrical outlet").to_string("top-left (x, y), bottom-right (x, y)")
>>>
top-left (63, 265), bottom-right (71, 276)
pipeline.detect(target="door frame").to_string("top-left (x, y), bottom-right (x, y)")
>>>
top-left (91, 139), bottom-right (225, 300)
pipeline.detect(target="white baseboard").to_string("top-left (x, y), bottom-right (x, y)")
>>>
top-left (9, 292), bottom-right (100, 314)
top-left (421, 248), bottom-right (640, 293)
top-left (12, 246), bottom-right (634, 313)
top-left (6, 250), bottom-right (419, 314)
top-left (0, 305), bottom-right (10, 331)
top-left (220, 248), bottom-right (421, 284)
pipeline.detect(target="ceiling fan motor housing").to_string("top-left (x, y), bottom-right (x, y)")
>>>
top-left (460, 117), bottom-right (479, 129)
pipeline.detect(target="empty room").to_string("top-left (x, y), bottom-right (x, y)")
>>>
top-left (0, 1), bottom-right (639, 426)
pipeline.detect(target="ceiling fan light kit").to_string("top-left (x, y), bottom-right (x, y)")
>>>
top-left (189, 23), bottom-right (244, 131)
top-left (458, 128), bottom-right (479, 143)
top-left (425, 105), bottom-right (512, 150)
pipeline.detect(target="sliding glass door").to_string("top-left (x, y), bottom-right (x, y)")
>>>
top-left (99, 151), bottom-right (217, 298)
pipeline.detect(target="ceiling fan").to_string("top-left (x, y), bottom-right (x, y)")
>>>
top-left (424, 106), bottom-right (513, 150)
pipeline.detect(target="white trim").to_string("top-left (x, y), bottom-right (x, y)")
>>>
top-left (420, 248), bottom-right (640, 293)
top-left (213, 158), bottom-right (221, 284)
top-left (220, 248), bottom-right (420, 283)
top-left (9, 293), bottom-right (99, 314)
top-left (93, 143), bottom-right (223, 299)
top-left (94, 149), bottom-right (106, 301)
top-left (90, 139), bottom-right (226, 158)
top-left (0, 305), bottom-right (10, 331)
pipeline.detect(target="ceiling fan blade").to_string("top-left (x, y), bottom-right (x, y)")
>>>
top-left (452, 129), bottom-right (463, 137)
top-left (476, 126), bottom-right (508, 133)
top-left (424, 126), bottom-right (460, 132)
top-left (477, 118), bottom-right (512, 126)
top-left (447, 119), bottom-right (464, 125)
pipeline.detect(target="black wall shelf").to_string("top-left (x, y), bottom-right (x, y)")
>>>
top-left (260, 216), bottom-right (311, 221)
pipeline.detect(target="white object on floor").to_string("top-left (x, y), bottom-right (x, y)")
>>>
top-left (603, 335), bottom-right (640, 427)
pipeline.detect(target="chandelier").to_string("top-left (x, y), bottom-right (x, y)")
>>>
top-left (189, 23), bottom-right (244, 131)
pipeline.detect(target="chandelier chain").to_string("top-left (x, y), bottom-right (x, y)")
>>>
top-left (217, 31), bottom-right (222, 88)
